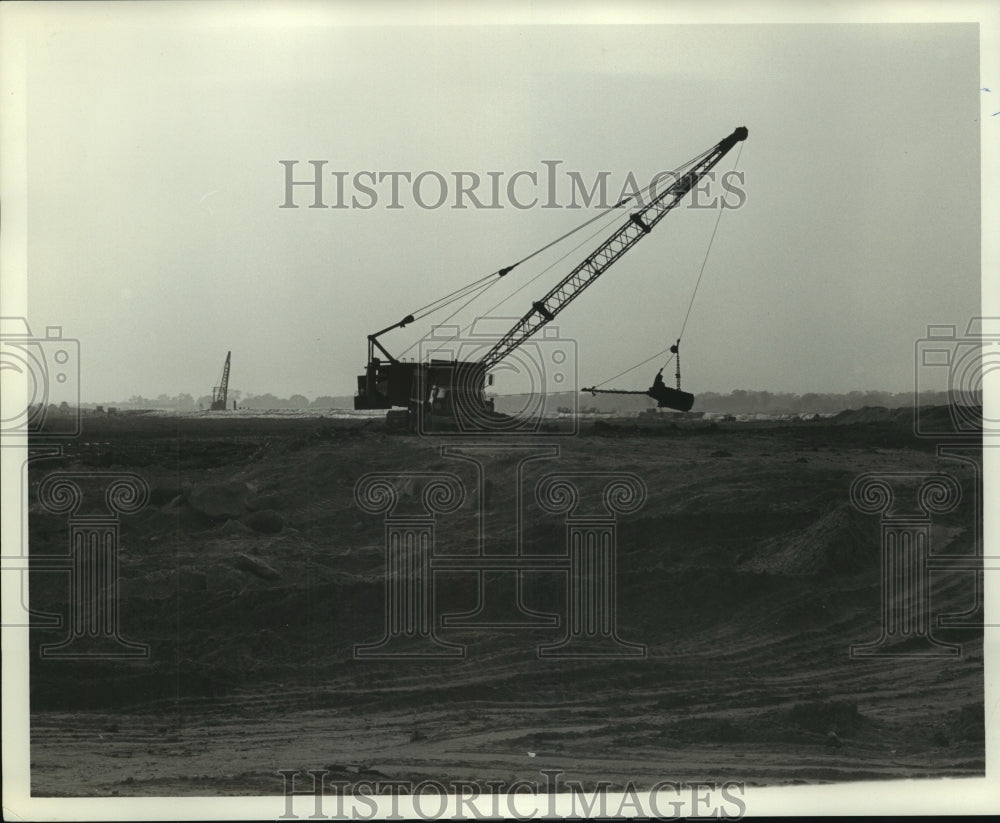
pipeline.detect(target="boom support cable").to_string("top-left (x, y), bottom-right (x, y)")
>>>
top-left (455, 205), bottom-right (631, 336)
top-left (396, 147), bottom-right (715, 359)
top-left (409, 273), bottom-right (498, 321)
top-left (395, 199), bottom-right (633, 359)
top-left (499, 144), bottom-right (716, 276)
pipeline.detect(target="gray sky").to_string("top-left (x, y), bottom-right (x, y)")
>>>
top-left (10, 7), bottom-right (986, 401)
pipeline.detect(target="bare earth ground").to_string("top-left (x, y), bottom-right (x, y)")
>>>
top-left (27, 411), bottom-right (984, 796)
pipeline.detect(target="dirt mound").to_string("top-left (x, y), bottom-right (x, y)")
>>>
top-left (243, 509), bottom-right (285, 534)
top-left (950, 703), bottom-right (984, 743)
top-left (27, 414), bottom-right (985, 792)
top-left (217, 518), bottom-right (252, 536)
top-left (914, 404), bottom-right (981, 434)
top-left (829, 404), bottom-right (980, 431)
top-left (787, 699), bottom-right (864, 734)
top-left (148, 481), bottom-right (184, 506)
top-left (830, 406), bottom-right (907, 424)
top-left (659, 700), bottom-right (872, 746)
top-left (738, 504), bottom-right (877, 576)
top-left (187, 481), bottom-right (250, 520)
top-left (234, 552), bottom-right (281, 580)
top-left (247, 493), bottom-right (285, 512)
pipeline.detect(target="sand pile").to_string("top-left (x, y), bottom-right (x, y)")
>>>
top-left (738, 504), bottom-right (879, 576)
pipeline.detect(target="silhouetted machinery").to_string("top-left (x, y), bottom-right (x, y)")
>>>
top-left (583, 340), bottom-right (694, 411)
top-left (354, 126), bottom-right (748, 426)
top-left (210, 351), bottom-right (231, 411)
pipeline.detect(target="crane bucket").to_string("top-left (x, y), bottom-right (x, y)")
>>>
top-left (650, 385), bottom-right (695, 412)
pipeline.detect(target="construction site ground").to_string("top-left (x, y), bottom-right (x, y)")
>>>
top-left (25, 410), bottom-right (984, 796)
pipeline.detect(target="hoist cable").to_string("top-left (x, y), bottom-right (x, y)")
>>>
top-left (674, 140), bottom-right (744, 346)
top-left (592, 140), bottom-right (745, 388)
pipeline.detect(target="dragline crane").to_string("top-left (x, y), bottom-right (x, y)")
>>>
top-left (210, 351), bottom-right (231, 411)
top-left (353, 126), bottom-right (748, 426)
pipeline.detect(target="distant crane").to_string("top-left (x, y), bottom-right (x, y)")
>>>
top-left (210, 351), bottom-right (231, 411)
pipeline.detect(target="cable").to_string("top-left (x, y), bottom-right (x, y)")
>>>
top-left (445, 149), bottom-right (717, 341)
top-left (594, 347), bottom-right (676, 389)
top-left (410, 273), bottom-right (497, 321)
top-left (396, 278), bottom-right (497, 359)
top-left (404, 143), bottom-right (715, 321)
top-left (394, 199), bottom-right (632, 358)
top-left (474, 206), bottom-right (629, 321)
top-left (398, 207), bottom-right (625, 359)
top-left (674, 140), bottom-right (744, 344)
top-left (498, 143), bottom-right (715, 275)
top-left (592, 140), bottom-right (746, 388)
top-left (390, 142), bottom-right (720, 360)
top-left (402, 181), bottom-right (638, 356)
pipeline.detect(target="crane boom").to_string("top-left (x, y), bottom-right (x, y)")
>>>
top-left (479, 126), bottom-right (747, 371)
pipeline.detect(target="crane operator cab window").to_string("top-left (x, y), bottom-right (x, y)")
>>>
top-left (432, 386), bottom-right (448, 412)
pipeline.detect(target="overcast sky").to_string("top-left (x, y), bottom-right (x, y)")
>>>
top-left (5, 4), bottom-right (989, 401)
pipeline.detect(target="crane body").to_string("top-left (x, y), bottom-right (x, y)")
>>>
top-left (353, 126), bottom-right (748, 426)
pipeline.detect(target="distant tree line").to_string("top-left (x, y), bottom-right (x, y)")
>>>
top-left (77, 388), bottom-right (958, 415)
top-left (693, 389), bottom-right (953, 415)
top-left (80, 391), bottom-right (350, 411)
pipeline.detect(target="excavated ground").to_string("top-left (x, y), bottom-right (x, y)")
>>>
top-left (25, 410), bottom-right (984, 796)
